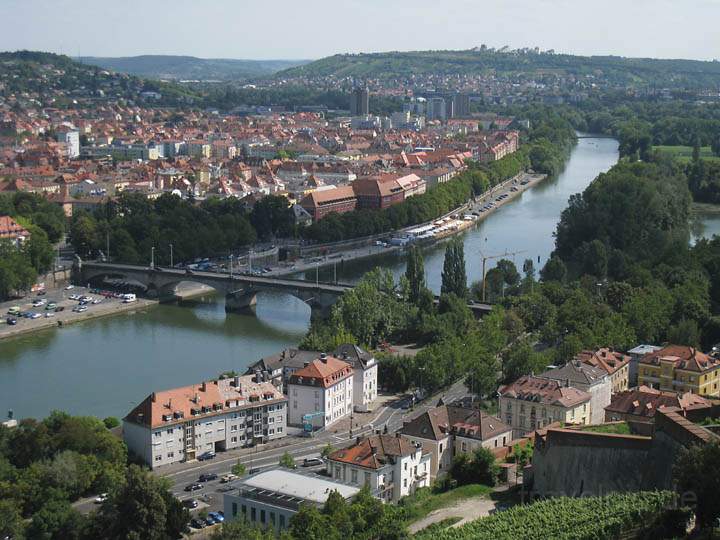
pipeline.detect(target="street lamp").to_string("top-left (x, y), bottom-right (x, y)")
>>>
top-left (169, 244), bottom-right (174, 268)
top-left (150, 246), bottom-right (155, 269)
top-left (229, 255), bottom-right (234, 279)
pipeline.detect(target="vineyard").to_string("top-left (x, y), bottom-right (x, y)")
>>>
top-left (413, 491), bottom-right (675, 540)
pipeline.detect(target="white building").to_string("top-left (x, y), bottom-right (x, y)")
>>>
top-left (400, 403), bottom-right (513, 479)
top-left (335, 344), bottom-right (378, 412)
top-left (326, 434), bottom-right (431, 502)
top-left (224, 468), bottom-right (361, 532)
top-left (55, 128), bottom-right (80, 158)
top-left (286, 353), bottom-right (353, 429)
top-left (123, 374), bottom-right (287, 469)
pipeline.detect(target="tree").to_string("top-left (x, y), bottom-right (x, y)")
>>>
top-left (673, 441), bottom-right (720, 532)
top-left (91, 464), bottom-right (187, 540)
top-left (289, 503), bottom-right (329, 540)
top-left (441, 239), bottom-right (467, 298)
top-left (231, 459), bottom-right (246, 477)
top-left (102, 417), bottom-right (120, 429)
top-left (692, 134), bottom-right (701, 163)
top-left (211, 519), bottom-right (277, 540)
top-left (405, 246), bottom-right (426, 304)
top-left (449, 447), bottom-right (500, 487)
top-left (321, 444), bottom-right (335, 459)
top-left (279, 451), bottom-right (296, 469)
top-left (0, 498), bottom-right (24, 540)
top-left (502, 339), bottom-right (548, 383)
top-left (25, 498), bottom-right (86, 540)
top-left (540, 256), bottom-right (567, 283)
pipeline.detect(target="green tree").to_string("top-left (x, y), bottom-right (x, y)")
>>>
top-left (279, 451), bottom-right (296, 469)
top-left (405, 246), bottom-right (426, 304)
top-left (449, 447), bottom-right (500, 487)
top-left (441, 239), bottom-right (467, 299)
top-left (25, 498), bottom-right (85, 540)
top-left (321, 444), bottom-right (335, 459)
top-left (540, 256), bottom-right (567, 283)
top-left (0, 498), bottom-right (24, 540)
top-left (102, 417), bottom-right (120, 430)
top-left (231, 459), bottom-right (246, 477)
top-left (673, 441), bottom-right (720, 533)
top-left (211, 519), bottom-right (277, 540)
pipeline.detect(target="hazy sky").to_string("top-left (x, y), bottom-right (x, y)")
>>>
top-left (2, 0), bottom-right (720, 61)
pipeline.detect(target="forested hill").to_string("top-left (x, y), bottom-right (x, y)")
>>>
top-left (77, 55), bottom-right (311, 81)
top-left (277, 49), bottom-right (720, 88)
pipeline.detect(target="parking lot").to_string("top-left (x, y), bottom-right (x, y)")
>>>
top-left (0, 285), bottom-right (154, 339)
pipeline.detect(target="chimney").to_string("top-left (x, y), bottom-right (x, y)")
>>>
top-left (167, 398), bottom-right (172, 409)
top-left (565, 379), bottom-right (570, 388)
top-left (151, 392), bottom-right (156, 403)
top-left (201, 382), bottom-right (207, 392)
top-left (356, 436), bottom-right (361, 445)
top-left (194, 393), bottom-right (199, 403)
top-left (320, 352), bottom-right (328, 363)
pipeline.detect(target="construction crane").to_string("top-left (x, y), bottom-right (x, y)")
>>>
top-left (479, 249), bottom-right (527, 302)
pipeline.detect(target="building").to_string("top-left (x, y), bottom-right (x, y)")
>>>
top-left (451, 94), bottom-right (470, 118)
top-left (299, 185), bottom-right (357, 221)
top-left (627, 344), bottom-right (662, 386)
top-left (575, 348), bottom-right (631, 393)
top-left (335, 344), bottom-right (378, 412)
top-left (0, 215), bottom-right (30, 247)
top-left (352, 176), bottom-right (404, 209)
top-left (426, 97), bottom-right (447, 121)
top-left (399, 403), bottom-right (512, 478)
top-left (286, 353), bottom-right (353, 428)
top-left (123, 374), bottom-right (287, 469)
top-left (638, 345), bottom-right (720, 397)
top-left (540, 360), bottom-right (611, 425)
top-left (498, 376), bottom-right (592, 438)
top-left (224, 468), bottom-right (361, 532)
top-left (54, 128), bottom-right (80, 158)
top-left (326, 434), bottom-right (431, 502)
top-left (350, 87), bottom-right (370, 116)
top-left (605, 385), bottom-right (714, 425)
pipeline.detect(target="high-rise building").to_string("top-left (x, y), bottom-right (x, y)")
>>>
top-left (350, 87), bottom-right (370, 116)
top-left (452, 94), bottom-right (470, 118)
top-left (426, 97), bottom-right (447, 121)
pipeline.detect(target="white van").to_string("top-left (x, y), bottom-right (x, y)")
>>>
top-left (122, 293), bottom-right (137, 303)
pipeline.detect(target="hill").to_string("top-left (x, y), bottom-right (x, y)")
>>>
top-left (77, 55), bottom-right (311, 81)
top-left (277, 49), bottom-right (720, 88)
top-left (0, 50), bottom-right (200, 106)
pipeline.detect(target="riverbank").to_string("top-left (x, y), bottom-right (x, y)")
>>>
top-left (0, 286), bottom-right (157, 341)
top-left (270, 171), bottom-right (547, 278)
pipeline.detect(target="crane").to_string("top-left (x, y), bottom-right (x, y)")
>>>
top-left (479, 249), bottom-right (527, 302)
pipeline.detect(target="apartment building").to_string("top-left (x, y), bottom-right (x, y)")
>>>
top-left (400, 403), bottom-right (512, 478)
top-left (286, 353), bottom-right (353, 428)
top-left (326, 434), bottom-right (431, 502)
top-left (299, 185), bottom-right (357, 221)
top-left (123, 374), bottom-right (287, 469)
top-left (638, 345), bottom-right (720, 397)
top-left (0, 216), bottom-right (30, 247)
top-left (498, 375), bottom-right (592, 438)
top-left (335, 344), bottom-right (378, 412)
top-left (575, 348), bottom-right (631, 393)
top-left (540, 360), bottom-right (610, 425)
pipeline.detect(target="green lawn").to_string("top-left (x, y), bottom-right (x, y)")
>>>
top-left (653, 145), bottom-right (720, 163)
top-left (579, 422), bottom-right (631, 435)
top-left (399, 484), bottom-right (492, 524)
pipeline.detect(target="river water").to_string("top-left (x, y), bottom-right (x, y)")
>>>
top-left (0, 136), bottom-right (621, 420)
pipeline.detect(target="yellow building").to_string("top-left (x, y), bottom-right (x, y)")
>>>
top-left (638, 345), bottom-right (720, 397)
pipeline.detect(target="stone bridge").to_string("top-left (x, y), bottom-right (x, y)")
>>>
top-left (74, 260), bottom-right (494, 318)
top-left (74, 260), bottom-right (351, 317)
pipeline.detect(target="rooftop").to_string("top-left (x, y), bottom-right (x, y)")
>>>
top-left (239, 468), bottom-right (360, 505)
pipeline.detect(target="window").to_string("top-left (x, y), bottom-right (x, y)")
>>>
top-left (167, 428), bottom-right (174, 434)
top-left (293, 401), bottom-right (297, 409)
top-left (279, 514), bottom-right (286, 529)
top-left (154, 432), bottom-right (162, 438)
top-left (270, 512), bottom-right (276, 526)
top-left (167, 452), bottom-right (174, 458)
top-left (154, 455), bottom-right (162, 462)
top-left (461, 442), bottom-right (467, 452)
top-left (260, 510), bottom-right (265, 523)
top-left (351, 469), bottom-right (358, 483)
top-left (251, 508), bottom-right (256, 522)
top-left (364, 472), bottom-right (371, 486)
top-left (230, 425), bottom-right (238, 432)
top-left (242, 504), bottom-right (247, 516)
top-left (403, 479), bottom-right (407, 488)
top-left (231, 436), bottom-right (237, 443)
top-left (232, 502), bottom-right (238, 516)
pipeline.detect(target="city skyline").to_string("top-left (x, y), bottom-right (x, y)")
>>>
top-left (2, 0), bottom-right (720, 61)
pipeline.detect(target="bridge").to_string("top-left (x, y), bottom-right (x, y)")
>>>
top-left (74, 260), bottom-right (493, 318)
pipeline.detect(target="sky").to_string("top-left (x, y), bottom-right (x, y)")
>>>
top-left (2, 0), bottom-right (720, 61)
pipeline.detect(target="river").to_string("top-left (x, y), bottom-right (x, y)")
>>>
top-left (0, 136), bottom-right (620, 421)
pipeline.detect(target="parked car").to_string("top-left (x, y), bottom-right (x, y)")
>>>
top-left (198, 472), bottom-right (218, 482)
top-left (69, 294), bottom-right (80, 300)
top-left (302, 457), bottom-right (324, 467)
top-left (208, 512), bottom-right (224, 523)
top-left (204, 516), bottom-right (216, 526)
top-left (184, 483), bottom-right (203, 492)
top-left (189, 518), bottom-right (206, 529)
top-left (45, 303), bottom-right (57, 310)
top-left (45, 312), bottom-right (55, 318)
top-left (197, 451), bottom-right (216, 461)
top-left (64, 284), bottom-right (75, 290)
top-left (73, 306), bottom-right (88, 313)
top-left (92, 298), bottom-right (102, 304)
top-left (182, 499), bottom-right (199, 509)
top-left (94, 493), bottom-right (108, 504)
top-left (6, 317), bottom-right (17, 326)
top-left (36, 290), bottom-right (46, 296)
top-left (220, 473), bottom-right (237, 483)
top-left (7, 306), bottom-right (20, 315)
top-left (30, 313), bottom-right (42, 319)
top-left (55, 306), bottom-right (65, 312)
top-left (32, 299), bottom-right (46, 307)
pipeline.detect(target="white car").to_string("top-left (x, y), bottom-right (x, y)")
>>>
top-left (32, 299), bottom-right (46, 307)
top-left (94, 493), bottom-right (108, 504)
top-left (64, 284), bottom-right (75, 290)
top-left (30, 313), bottom-right (42, 319)
top-left (92, 298), bottom-right (102, 304)
top-left (45, 312), bottom-right (55, 318)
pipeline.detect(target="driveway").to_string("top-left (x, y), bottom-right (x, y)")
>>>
top-left (408, 496), bottom-right (497, 534)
